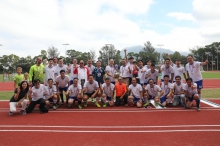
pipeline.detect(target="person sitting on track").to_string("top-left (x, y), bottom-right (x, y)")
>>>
top-left (44, 78), bottom-right (58, 110)
top-left (100, 77), bottom-right (115, 107)
top-left (127, 77), bottom-right (143, 108)
top-left (82, 74), bottom-right (100, 107)
top-left (55, 70), bottom-right (70, 105)
top-left (160, 75), bottom-right (174, 107)
top-left (26, 79), bottom-right (48, 114)
top-left (115, 76), bottom-right (128, 106)
top-left (9, 81), bottom-right (29, 116)
top-left (65, 78), bottom-right (83, 109)
top-left (183, 78), bottom-right (201, 111)
top-left (143, 79), bottom-right (164, 107)
top-left (173, 76), bottom-right (186, 108)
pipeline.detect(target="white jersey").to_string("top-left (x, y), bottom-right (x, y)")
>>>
top-left (44, 65), bottom-right (56, 85)
top-left (44, 85), bottom-right (57, 99)
top-left (105, 65), bottom-right (116, 82)
top-left (68, 84), bottom-right (82, 97)
top-left (161, 82), bottom-right (174, 96)
top-left (183, 83), bottom-right (198, 97)
top-left (138, 67), bottom-right (147, 84)
top-left (31, 84), bottom-right (46, 101)
top-left (128, 84), bottom-right (143, 98)
top-left (185, 61), bottom-right (202, 82)
top-left (83, 81), bottom-right (99, 94)
top-left (102, 83), bottom-right (115, 97)
top-left (144, 65), bottom-right (151, 70)
top-left (69, 64), bottom-right (79, 80)
top-left (127, 63), bottom-right (134, 77)
top-left (145, 84), bottom-right (162, 97)
top-left (55, 75), bottom-right (70, 88)
top-left (172, 64), bottom-right (185, 80)
top-left (161, 65), bottom-right (174, 80)
top-left (55, 64), bottom-right (68, 76)
top-left (146, 69), bottom-right (159, 83)
top-left (174, 82), bottom-right (185, 95)
top-left (120, 65), bottom-right (130, 78)
top-left (85, 65), bottom-right (95, 74)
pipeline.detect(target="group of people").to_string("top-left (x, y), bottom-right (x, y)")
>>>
top-left (9, 50), bottom-right (209, 115)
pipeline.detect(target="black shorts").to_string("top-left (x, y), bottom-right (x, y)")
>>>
top-left (84, 91), bottom-right (96, 97)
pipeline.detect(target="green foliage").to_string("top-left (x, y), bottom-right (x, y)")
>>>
top-left (47, 46), bottom-right (60, 59)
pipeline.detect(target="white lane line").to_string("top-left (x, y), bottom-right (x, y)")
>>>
top-left (201, 99), bottom-right (220, 108)
top-left (0, 129), bottom-right (220, 133)
top-left (1, 125), bottom-right (220, 128)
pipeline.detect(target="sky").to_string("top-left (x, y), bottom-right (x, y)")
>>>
top-left (0, 0), bottom-right (220, 57)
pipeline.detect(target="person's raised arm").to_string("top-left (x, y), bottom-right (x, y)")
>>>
top-left (200, 60), bottom-right (209, 66)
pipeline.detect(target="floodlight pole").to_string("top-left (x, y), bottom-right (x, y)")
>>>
top-left (105, 44), bottom-right (112, 65)
top-left (205, 52), bottom-right (209, 71)
top-left (62, 44), bottom-right (69, 59)
top-left (157, 44), bottom-right (164, 63)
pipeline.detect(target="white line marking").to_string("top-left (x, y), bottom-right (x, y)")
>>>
top-left (0, 125), bottom-right (220, 128)
top-left (201, 99), bottom-right (220, 108)
top-left (0, 129), bottom-right (220, 133)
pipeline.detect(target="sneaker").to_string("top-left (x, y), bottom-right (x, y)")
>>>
top-left (9, 111), bottom-right (13, 116)
top-left (96, 103), bottom-right (101, 108)
top-left (84, 102), bottom-right (87, 107)
top-left (78, 105), bottom-right (82, 109)
top-left (158, 103), bottom-right (165, 108)
top-left (91, 98), bottom-right (94, 103)
top-left (168, 103), bottom-right (173, 107)
top-left (143, 102), bottom-right (149, 107)
top-left (103, 104), bottom-right (107, 108)
top-left (68, 104), bottom-right (72, 108)
top-left (20, 110), bottom-right (26, 115)
top-left (197, 107), bottom-right (201, 111)
top-left (53, 105), bottom-right (57, 110)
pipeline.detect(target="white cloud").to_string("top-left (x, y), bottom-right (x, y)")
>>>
top-left (167, 12), bottom-right (195, 21)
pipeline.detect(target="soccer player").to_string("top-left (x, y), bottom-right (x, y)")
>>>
top-left (56, 70), bottom-right (70, 105)
top-left (44, 78), bottom-right (58, 110)
top-left (14, 67), bottom-right (24, 89)
top-left (185, 55), bottom-right (208, 99)
top-left (144, 60), bottom-right (152, 70)
top-left (145, 64), bottom-right (159, 85)
top-left (44, 58), bottom-right (56, 85)
top-left (68, 59), bottom-right (79, 85)
top-left (137, 60), bottom-right (147, 86)
top-left (85, 59), bottom-right (95, 74)
top-left (173, 76), bottom-right (186, 108)
top-left (9, 81), bottom-right (29, 115)
top-left (128, 77), bottom-right (143, 107)
top-left (183, 78), bottom-right (201, 111)
top-left (119, 59), bottom-right (130, 86)
top-left (65, 78), bottom-right (83, 109)
top-left (160, 75), bottom-right (174, 107)
top-left (55, 58), bottom-right (68, 78)
top-left (53, 57), bottom-right (58, 67)
top-left (115, 76), bottom-right (128, 106)
top-left (82, 74), bottom-right (100, 107)
top-left (105, 59), bottom-right (116, 84)
top-left (100, 77), bottom-right (115, 107)
top-left (26, 79), bottom-right (47, 114)
top-left (159, 58), bottom-right (174, 83)
top-left (93, 61), bottom-right (105, 86)
top-left (143, 79), bottom-right (164, 107)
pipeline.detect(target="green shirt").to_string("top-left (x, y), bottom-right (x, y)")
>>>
top-left (14, 74), bottom-right (24, 87)
top-left (29, 64), bottom-right (45, 83)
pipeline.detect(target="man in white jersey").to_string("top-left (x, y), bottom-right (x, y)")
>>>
top-left (160, 75), bottom-right (174, 107)
top-left (53, 57), bottom-right (58, 67)
top-left (105, 59), bottom-right (116, 84)
top-left (128, 77), bottom-right (143, 108)
top-left (120, 59), bottom-right (130, 86)
top-left (100, 77), bottom-right (115, 107)
top-left (55, 70), bottom-right (70, 105)
top-left (185, 55), bottom-right (208, 99)
top-left (55, 58), bottom-right (68, 78)
top-left (44, 58), bottom-right (56, 85)
top-left (159, 58), bottom-right (174, 83)
top-left (68, 59), bottom-right (79, 85)
top-left (143, 79), bottom-right (164, 107)
top-left (65, 78), bottom-right (83, 109)
top-left (183, 78), bottom-right (200, 111)
top-left (26, 79), bottom-right (47, 114)
top-left (82, 74), bottom-right (100, 107)
top-left (144, 60), bottom-right (152, 70)
top-left (44, 78), bottom-right (58, 110)
top-left (145, 64), bottom-right (159, 85)
top-left (85, 59), bottom-right (95, 74)
top-left (173, 76), bottom-right (186, 108)
top-left (137, 60), bottom-right (147, 86)
top-left (124, 49), bottom-right (134, 84)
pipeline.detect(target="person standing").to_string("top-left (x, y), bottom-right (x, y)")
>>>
top-left (159, 58), bottom-right (174, 83)
top-left (14, 67), bottom-right (24, 89)
top-left (53, 57), bottom-right (58, 67)
top-left (137, 60), bottom-right (147, 86)
top-left (119, 59), bottom-right (130, 86)
top-left (29, 57), bottom-right (45, 85)
top-left (105, 59), bottom-right (116, 84)
top-left (68, 59), bottom-right (79, 85)
top-left (93, 61), bottom-right (105, 86)
top-left (145, 64), bottom-right (159, 85)
top-left (85, 59), bottom-right (95, 74)
top-left (55, 58), bottom-right (68, 78)
top-left (44, 58), bottom-right (56, 85)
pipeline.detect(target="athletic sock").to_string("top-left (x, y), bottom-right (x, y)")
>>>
top-left (196, 99), bottom-right (200, 108)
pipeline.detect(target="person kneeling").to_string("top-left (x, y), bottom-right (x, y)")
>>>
top-left (26, 79), bottom-right (48, 114)
top-left (128, 77), bottom-right (143, 108)
top-left (173, 76), bottom-right (186, 108)
top-left (65, 78), bottom-right (83, 109)
top-left (9, 81), bottom-right (29, 116)
top-left (100, 78), bottom-right (115, 107)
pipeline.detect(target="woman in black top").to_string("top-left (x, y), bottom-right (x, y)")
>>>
top-left (9, 81), bottom-right (29, 115)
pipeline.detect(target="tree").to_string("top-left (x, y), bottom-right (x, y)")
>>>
top-left (88, 49), bottom-right (97, 62)
top-left (47, 46), bottom-right (60, 59)
top-left (40, 50), bottom-right (47, 60)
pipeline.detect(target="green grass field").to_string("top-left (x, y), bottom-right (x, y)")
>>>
top-left (201, 72), bottom-right (220, 78)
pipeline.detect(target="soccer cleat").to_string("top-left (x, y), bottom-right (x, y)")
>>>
top-left (197, 107), bottom-right (201, 111)
top-left (9, 111), bottom-right (13, 116)
top-left (103, 104), bottom-right (107, 108)
top-left (143, 102), bottom-right (149, 107)
top-left (84, 102), bottom-right (88, 107)
top-left (96, 103), bottom-right (101, 108)
top-left (78, 105), bottom-right (82, 109)
top-left (91, 98), bottom-right (95, 102)
top-left (20, 110), bottom-right (26, 115)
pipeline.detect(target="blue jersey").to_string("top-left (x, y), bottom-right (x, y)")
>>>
top-left (93, 67), bottom-right (105, 86)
